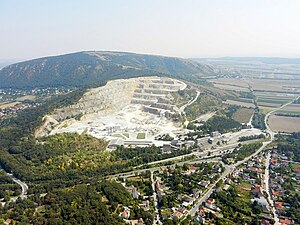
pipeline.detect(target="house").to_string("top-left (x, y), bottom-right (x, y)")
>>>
top-left (279, 218), bottom-right (293, 225)
top-left (182, 195), bottom-right (194, 206)
top-left (275, 202), bottom-right (283, 210)
top-left (161, 144), bottom-right (172, 154)
top-left (199, 180), bottom-right (210, 188)
top-left (178, 207), bottom-right (187, 213)
top-left (189, 165), bottom-right (196, 173)
top-left (185, 140), bottom-right (195, 148)
top-left (192, 189), bottom-right (202, 198)
top-left (261, 219), bottom-right (271, 225)
top-left (223, 184), bottom-right (230, 191)
top-left (172, 211), bottom-right (183, 219)
top-left (205, 199), bottom-right (216, 210)
top-left (251, 197), bottom-right (269, 209)
top-left (125, 218), bottom-right (145, 225)
top-left (125, 186), bottom-right (140, 199)
top-left (139, 200), bottom-right (150, 211)
top-left (120, 209), bottom-right (130, 219)
top-left (251, 186), bottom-right (264, 198)
top-left (211, 131), bottom-right (221, 137)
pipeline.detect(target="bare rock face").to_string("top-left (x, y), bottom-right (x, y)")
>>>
top-left (35, 76), bottom-right (186, 138)
top-left (52, 78), bottom-right (139, 121)
top-left (35, 115), bottom-right (59, 137)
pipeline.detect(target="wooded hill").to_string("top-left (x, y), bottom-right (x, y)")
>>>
top-left (0, 51), bottom-right (217, 88)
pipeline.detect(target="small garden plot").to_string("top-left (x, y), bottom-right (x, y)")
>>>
top-left (136, 133), bottom-right (146, 139)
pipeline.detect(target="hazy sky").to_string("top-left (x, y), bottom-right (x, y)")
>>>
top-left (1, 0), bottom-right (300, 60)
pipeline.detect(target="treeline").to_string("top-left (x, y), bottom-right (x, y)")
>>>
top-left (222, 142), bottom-right (262, 163)
top-left (276, 132), bottom-right (300, 162)
top-left (238, 134), bottom-right (265, 142)
top-left (200, 115), bottom-right (242, 134)
top-left (251, 112), bottom-right (266, 130)
top-left (113, 145), bottom-right (192, 166)
top-left (275, 113), bottom-right (300, 118)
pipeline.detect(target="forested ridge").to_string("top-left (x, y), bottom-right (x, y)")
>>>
top-left (0, 51), bottom-right (216, 88)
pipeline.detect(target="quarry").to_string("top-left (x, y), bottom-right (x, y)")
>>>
top-left (36, 76), bottom-right (191, 148)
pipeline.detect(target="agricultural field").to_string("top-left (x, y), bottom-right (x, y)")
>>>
top-left (0, 101), bottom-right (21, 109)
top-left (211, 78), bottom-right (300, 95)
top-left (210, 78), bottom-right (250, 92)
top-left (15, 95), bottom-right (36, 101)
top-left (259, 106), bottom-right (275, 114)
top-left (268, 115), bottom-right (300, 133)
top-left (276, 104), bottom-right (300, 115)
top-left (225, 99), bottom-right (255, 108)
top-left (248, 79), bottom-right (300, 92)
top-left (232, 107), bottom-right (254, 124)
top-left (256, 93), bottom-right (295, 109)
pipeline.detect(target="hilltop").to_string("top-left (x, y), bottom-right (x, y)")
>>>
top-left (0, 51), bottom-right (217, 88)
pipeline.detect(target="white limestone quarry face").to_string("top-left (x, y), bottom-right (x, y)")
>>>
top-left (38, 76), bottom-right (187, 143)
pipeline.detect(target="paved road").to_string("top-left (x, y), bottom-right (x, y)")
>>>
top-left (0, 170), bottom-right (28, 202)
top-left (146, 141), bottom-right (250, 167)
top-left (186, 165), bottom-right (232, 217)
top-left (179, 90), bottom-right (200, 113)
top-left (151, 171), bottom-right (162, 225)
top-left (263, 97), bottom-right (299, 225)
top-left (179, 90), bottom-right (200, 126)
top-left (264, 152), bottom-right (280, 225)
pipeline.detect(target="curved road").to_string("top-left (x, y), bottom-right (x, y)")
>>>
top-left (0, 170), bottom-right (28, 202)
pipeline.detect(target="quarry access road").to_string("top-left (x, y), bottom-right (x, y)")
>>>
top-left (179, 90), bottom-right (200, 113)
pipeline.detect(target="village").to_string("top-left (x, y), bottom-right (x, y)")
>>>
top-left (0, 87), bottom-right (73, 118)
top-left (106, 128), bottom-right (300, 225)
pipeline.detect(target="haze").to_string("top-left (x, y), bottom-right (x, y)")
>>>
top-left (1, 0), bottom-right (300, 61)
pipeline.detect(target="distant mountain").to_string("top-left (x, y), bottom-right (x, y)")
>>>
top-left (193, 57), bottom-right (300, 65)
top-left (0, 51), bottom-right (217, 88)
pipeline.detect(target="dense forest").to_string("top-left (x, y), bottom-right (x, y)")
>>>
top-left (200, 115), bottom-right (242, 134)
top-left (251, 112), bottom-right (266, 130)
